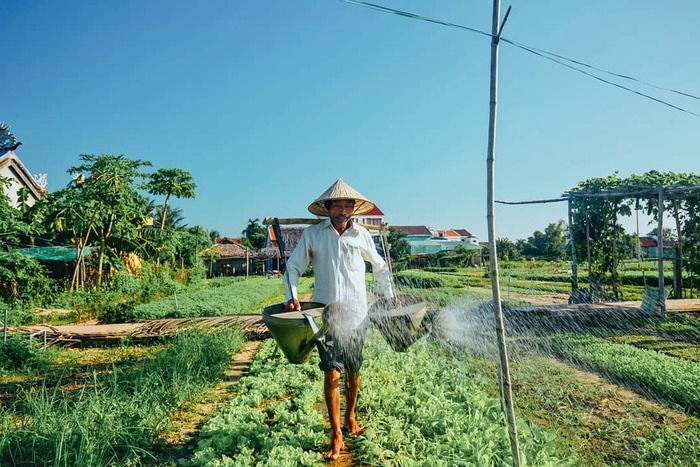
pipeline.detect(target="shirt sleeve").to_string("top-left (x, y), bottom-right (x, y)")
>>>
top-left (283, 228), bottom-right (311, 301)
top-left (360, 230), bottom-right (395, 299)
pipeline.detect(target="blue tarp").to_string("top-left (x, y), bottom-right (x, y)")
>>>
top-left (19, 246), bottom-right (94, 262)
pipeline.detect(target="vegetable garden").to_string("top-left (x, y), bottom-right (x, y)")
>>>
top-left (2, 265), bottom-right (700, 466)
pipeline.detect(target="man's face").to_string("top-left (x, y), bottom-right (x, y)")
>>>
top-left (328, 200), bottom-right (355, 227)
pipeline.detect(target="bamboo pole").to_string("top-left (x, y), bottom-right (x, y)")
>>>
top-left (263, 217), bottom-right (385, 231)
top-left (657, 187), bottom-right (666, 315)
top-left (485, 2), bottom-right (521, 465)
top-left (568, 196), bottom-right (578, 292)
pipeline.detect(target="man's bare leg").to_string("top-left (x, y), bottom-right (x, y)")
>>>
top-left (323, 369), bottom-right (345, 460)
top-left (344, 371), bottom-right (364, 437)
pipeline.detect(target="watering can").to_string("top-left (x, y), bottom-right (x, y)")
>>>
top-left (369, 294), bottom-right (429, 352)
top-left (262, 219), bottom-right (329, 364)
top-left (262, 301), bottom-right (328, 364)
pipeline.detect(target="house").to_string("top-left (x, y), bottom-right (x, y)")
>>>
top-left (259, 226), bottom-right (305, 273)
top-left (354, 205), bottom-right (385, 229)
top-left (393, 225), bottom-right (481, 256)
top-left (208, 237), bottom-right (257, 277)
top-left (638, 236), bottom-right (675, 259)
top-left (393, 225), bottom-right (432, 241)
top-left (433, 228), bottom-right (479, 245)
top-left (0, 123), bottom-right (46, 207)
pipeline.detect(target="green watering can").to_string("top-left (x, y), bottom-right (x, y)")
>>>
top-left (262, 301), bottom-right (328, 364)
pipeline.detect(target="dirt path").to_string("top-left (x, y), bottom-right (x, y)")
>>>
top-left (161, 340), bottom-right (263, 458)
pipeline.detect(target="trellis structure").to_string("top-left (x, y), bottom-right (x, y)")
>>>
top-left (497, 183), bottom-right (700, 315)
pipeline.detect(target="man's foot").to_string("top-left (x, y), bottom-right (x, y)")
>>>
top-left (322, 437), bottom-right (345, 461)
top-left (344, 416), bottom-right (365, 437)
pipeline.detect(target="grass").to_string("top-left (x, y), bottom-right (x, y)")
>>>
top-left (0, 329), bottom-right (246, 466)
top-left (3, 263), bottom-right (700, 465)
top-left (461, 349), bottom-right (700, 466)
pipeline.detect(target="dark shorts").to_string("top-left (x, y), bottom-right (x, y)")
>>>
top-left (316, 319), bottom-right (368, 373)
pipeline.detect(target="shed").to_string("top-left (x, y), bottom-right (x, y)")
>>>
top-left (209, 239), bottom-right (257, 277)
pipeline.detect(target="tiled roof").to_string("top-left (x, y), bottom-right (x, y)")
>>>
top-left (436, 229), bottom-right (461, 238)
top-left (453, 229), bottom-right (473, 237)
top-left (362, 205), bottom-right (384, 216)
top-left (392, 225), bottom-right (432, 235)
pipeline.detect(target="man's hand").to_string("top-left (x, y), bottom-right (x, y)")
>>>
top-left (285, 298), bottom-right (301, 312)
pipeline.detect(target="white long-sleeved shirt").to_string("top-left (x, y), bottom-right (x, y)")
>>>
top-left (284, 218), bottom-right (394, 328)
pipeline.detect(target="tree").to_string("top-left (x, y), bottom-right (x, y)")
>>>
top-left (0, 175), bottom-right (34, 250)
top-left (439, 244), bottom-right (480, 267)
top-left (242, 219), bottom-right (267, 250)
top-left (496, 237), bottom-right (521, 261)
top-left (145, 168), bottom-right (196, 232)
top-left (521, 221), bottom-right (567, 260)
top-left (173, 225), bottom-right (212, 270)
top-left (53, 154), bottom-right (152, 289)
top-left (386, 227), bottom-right (410, 271)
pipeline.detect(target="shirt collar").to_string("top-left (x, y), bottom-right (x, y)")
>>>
top-left (322, 218), bottom-right (357, 235)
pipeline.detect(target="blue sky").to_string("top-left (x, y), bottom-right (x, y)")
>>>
top-left (4, 1), bottom-right (699, 241)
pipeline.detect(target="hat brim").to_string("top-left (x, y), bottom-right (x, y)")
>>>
top-left (308, 198), bottom-right (376, 217)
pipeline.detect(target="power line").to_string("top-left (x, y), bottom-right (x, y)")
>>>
top-left (340, 0), bottom-right (700, 118)
top-left (503, 40), bottom-right (700, 118)
top-left (502, 39), bottom-right (700, 102)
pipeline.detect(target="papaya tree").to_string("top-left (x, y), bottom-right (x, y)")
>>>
top-left (51, 154), bottom-right (152, 289)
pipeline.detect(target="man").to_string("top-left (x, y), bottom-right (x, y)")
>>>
top-left (284, 178), bottom-right (395, 461)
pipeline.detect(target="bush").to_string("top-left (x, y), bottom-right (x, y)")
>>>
top-left (424, 267), bottom-right (458, 273)
top-left (0, 335), bottom-right (50, 372)
top-left (109, 271), bottom-right (141, 297)
top-left (0, 251), bottom-right (55, 306)
top-left (98, 300), bottom-right (139, 324)
top-left (394, 270), bottom-right (447, 288)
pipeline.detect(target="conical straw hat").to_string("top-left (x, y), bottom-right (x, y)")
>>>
top-left (308, 179), bottom-right (376, 217)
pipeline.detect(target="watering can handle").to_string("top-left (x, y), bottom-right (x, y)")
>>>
top-left (299, 312), bottom-right (328, 358)
top-left (302, 312), bottom-right (321, 334)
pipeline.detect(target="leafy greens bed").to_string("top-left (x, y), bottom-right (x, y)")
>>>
top-left (190, 333), bottom-right (577, 466)
top-left (547, 333), bottom-right (700, 412)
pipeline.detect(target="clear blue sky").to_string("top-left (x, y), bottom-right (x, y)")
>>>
top-left (4, 1), bottom-right (699, 241)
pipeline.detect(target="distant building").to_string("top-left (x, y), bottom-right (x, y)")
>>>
top-left (259, 226), bottom-right (305, 273)
top-left (209, 237), bottom-right (257, 276)
top-left (354, 205), bottom-right (385, 229)
top-left (433, 228), bottom-right (479, 246)
top-left (0, 123), bottom-right (46, 207)
top-left (392, 225), bottom-right (481, 256)
top-left (638, 236), bottom-right (675, 259)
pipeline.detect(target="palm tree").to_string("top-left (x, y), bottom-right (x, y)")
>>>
top-left (145, 168), bottom-right (196, 232)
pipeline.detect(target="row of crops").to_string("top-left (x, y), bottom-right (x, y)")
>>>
top-left (2, 268), bottom-right (700, 465)
top-left (191, 336), bottom-right (578, 466)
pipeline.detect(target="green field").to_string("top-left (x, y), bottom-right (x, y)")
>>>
top-left (2, 265), bottom-right (700, 466)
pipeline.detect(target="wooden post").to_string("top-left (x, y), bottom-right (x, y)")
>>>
top-left (586, 213), bottom-right (592, 274)
top-left (568, 196), bottom-right (578, 292)
top-left (636, 203), bottom-right (642, 269)
top-left (611, 205), bottom-right (619, 300)
top-left (657, 187), bottom-right (665, 315)
top-left (485, 1), bottom-right (521, 465)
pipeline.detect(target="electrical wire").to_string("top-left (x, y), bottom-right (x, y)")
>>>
top-left (340, 0), bottom-right (700, 118)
